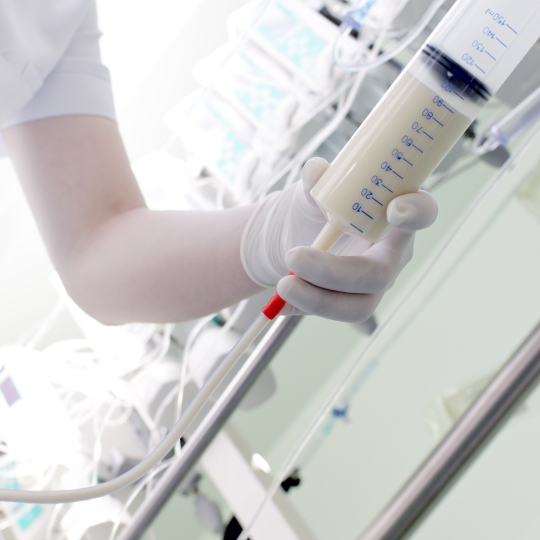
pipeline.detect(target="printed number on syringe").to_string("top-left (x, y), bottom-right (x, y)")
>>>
top-left (361, 188), bottom-right (383, 205)
top-left (371, 175), bottom-right (393, 193)
top-left (472, 40), bottom-right (485, 52)
top-left (462, 53), bottom-right (475, 66)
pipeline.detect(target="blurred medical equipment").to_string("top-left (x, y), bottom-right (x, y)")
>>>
top-left (3, 1), bottom-right (540, 539)
top-left (473, 84), bottom-right (540, 156)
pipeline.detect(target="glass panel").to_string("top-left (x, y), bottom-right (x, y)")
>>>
top-left (410, 376), bottom-right (540, 540)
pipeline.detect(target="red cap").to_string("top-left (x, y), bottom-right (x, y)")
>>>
top-left (261, 272), bottom-right (295, 320)
top-left (261, 292), bottom-right (287, 320)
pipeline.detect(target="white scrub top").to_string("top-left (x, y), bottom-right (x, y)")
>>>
top-left (0, 0), bottom-right (115, 154)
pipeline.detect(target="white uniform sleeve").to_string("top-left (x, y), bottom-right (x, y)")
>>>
top-left (0, 1), bottom-right (115, 130)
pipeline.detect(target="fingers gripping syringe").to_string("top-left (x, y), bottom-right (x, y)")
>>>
top-left (2, 0), bottom-right (540, 506)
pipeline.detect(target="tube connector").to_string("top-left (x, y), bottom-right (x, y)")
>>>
top-left (311, 220), bottom-right (344, 251)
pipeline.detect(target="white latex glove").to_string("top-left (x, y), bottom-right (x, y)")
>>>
top-left (241, 157), bottom-right (437, 322)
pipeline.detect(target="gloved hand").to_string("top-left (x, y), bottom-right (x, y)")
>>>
top-left (241, 157), bottom-right (437, 322)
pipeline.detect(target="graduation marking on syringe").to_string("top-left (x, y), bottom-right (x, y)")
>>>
top-left (402, 157), bottom-right (414, 166)
top-left (433, 117), bottom-right (444, 127)
top-left (475, 64), bottom-right (486, 74)
top-left (362, 210), bottom-right (373, 219)
top-left (372, 197), bottom-right (383, 206)
top-left (422, 131), bottom-right (434, 140)
top-left (412, 144), bottom-right (423, 153)
top-left (485, 50), bottom-right (496, 61)
top-left (505, 23), bottom-right (517, 34)
top-left (496, 37), bottom-right (507, 47)
top-left (442, 104), bottom-right (454, 113)
top-left (350, 223), bottom-right (363, 233)
top-left (392, 170), bottom-right (404, 179)
top-left (381, 184), bottom-right (393, 193)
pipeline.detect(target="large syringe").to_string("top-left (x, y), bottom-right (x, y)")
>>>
top-left (2, 0), bottom-right (540, 506)
top-left (312, 0), bottom-right (540, 244)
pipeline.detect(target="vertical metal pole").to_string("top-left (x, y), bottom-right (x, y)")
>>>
top-left (117, 315), bottom-right (301, 540)
top-left (358, 322), bottom-right (540, 540)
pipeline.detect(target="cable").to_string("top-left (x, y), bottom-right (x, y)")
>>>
top-left (0, 313), bottom-right (270, 503)
top-left (171, 313), bottom-right (217, 455)
top-left (153, 385), bottom-right (179, 431)
top-left (276, 72), bottom-right (358, 146)
top-left (0, 463), bottom-right (58, 531)
top-left (333, 0), bottom-right (447, 72)
top-left (104, 404), bottom-right (134, 428)
top-left (91, 399), bottom-right (123, 485)
top-left (45, 504), bottom-right (65, 540)
top-left (235, 121), bottom-right (540, 540)
top-left (0, 506), bottom-right (27, 532)
top-left (146, 382), bottom-right (181, 461)
top-left (280, 69), bottom-right (368, 193)
top-left (241, 72), bottom-right (357, 203)
top-left (139, 323), bottom-right (174, 367)
top-left (145, 305), bottom-right (248, 485)
top-left (423, 154), bottom-right (480, 191)
top-left (249, 11), bottom-right (390, 201)
top-left (174, 299), bottom-right (249, 456)
top-left (108, 461), bottom-right (171, 540)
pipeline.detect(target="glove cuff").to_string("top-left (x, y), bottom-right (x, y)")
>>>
top-left (240, 191), bottom-right (284, 288)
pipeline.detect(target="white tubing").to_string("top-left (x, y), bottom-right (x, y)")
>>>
top-left (333, 0), bottom-right (447, 73)
top-left (0, 314), bottom-right (270, 503)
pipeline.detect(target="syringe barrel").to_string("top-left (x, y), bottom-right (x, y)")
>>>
top-left (427, 0), bottom-right (540, 95)
top-left (311, 67), bottom-right (473, 242)
top-left (310, 0), bottom-right (540, 243)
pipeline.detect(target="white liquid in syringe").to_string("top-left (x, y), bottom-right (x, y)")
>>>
top-left (311, 71), bottom-right (473, 243)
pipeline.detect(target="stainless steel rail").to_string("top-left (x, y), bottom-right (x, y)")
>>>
top-left (117, 315), bottom-right (301, 540)
top-left (358, 322), bottom-right (540, 540)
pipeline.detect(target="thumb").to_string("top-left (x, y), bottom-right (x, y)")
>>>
top-left (301, 157), bottom-right (330, 198)
top-left (387, 190), bottom-right (438, 231)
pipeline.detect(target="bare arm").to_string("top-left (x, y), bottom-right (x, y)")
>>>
top-left (2, 115), bottom-right (263, 324)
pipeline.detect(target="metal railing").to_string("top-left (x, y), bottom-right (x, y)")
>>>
top-left (117, 315), bottom-right (301, 540)
top-left (358, 322), bottom-right (540, 540)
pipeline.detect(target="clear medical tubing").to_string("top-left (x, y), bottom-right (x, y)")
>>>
top-left (477, 84), bottom-right (540, 153)
top-left (310, 0), bottom-right (540, 244)
top-left (0, 314), bottom-right (270, 503)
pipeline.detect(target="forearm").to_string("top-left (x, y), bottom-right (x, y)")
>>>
top-left (61, 205), bottom-right (262, 324)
